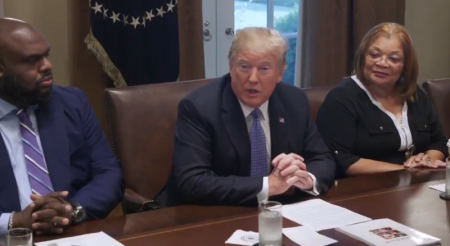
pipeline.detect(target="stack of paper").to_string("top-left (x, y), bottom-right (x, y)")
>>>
top-left (282, 199), bottom-right (372, 231)
top-left (34, 232), bottom-right (123, 246)
top-left (283, 226), bottom-right (337, 246)
top-left (336, 218), bottom-right (441, 246)
top-left (429, 183), bottom-right (445, 192)
top-left (225, 228), bottom-right (337, 246)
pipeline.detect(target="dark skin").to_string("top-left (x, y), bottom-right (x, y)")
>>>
top-left (0, 18), bottom-right (72, 235)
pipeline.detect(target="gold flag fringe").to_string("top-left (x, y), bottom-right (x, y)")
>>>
top-left (84, 28), bottom-right (127, 87)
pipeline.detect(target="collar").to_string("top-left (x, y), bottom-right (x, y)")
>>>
top-left (0, 98), bottom-right (38, 120)
top-left (351, 75), bottom-right (407, 111)
top-left (238, 99), bottom-right (269, 120)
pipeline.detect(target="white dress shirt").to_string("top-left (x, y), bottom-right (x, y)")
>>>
top-left (352, 76), bottom-right (413, 151)
top-left (238, 100), bottom-right (320, 203)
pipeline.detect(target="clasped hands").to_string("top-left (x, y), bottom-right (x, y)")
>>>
top-left (404, 153), bottom-right (446, 169)
top-left (13, 191), bottom-right (72, 235)
top-left (268, 153), bottom-right (314, 196)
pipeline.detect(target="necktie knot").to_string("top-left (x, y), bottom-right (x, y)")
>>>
top-left (251, 108), bottom-right (263, 120)
top-left (16, 108), bottom-right (32, 127)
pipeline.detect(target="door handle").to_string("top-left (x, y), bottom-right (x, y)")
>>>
top-left (225, 28), bottom-right (234, 36)
top-left (203, 29), bottom-right (212, 41)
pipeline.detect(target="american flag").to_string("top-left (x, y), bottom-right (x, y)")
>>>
top-left (86, 0), bottom-right (180, 87)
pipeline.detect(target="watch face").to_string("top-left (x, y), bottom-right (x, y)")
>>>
top-left (73, 206), bottom-right (85, 223)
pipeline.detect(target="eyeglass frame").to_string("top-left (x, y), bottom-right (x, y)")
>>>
top-left (365, 51), bottom-right (405, 67)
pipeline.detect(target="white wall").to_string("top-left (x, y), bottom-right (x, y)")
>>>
top-left (405, 0), bottom-right (450, 83)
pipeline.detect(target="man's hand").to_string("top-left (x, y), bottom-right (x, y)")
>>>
top-left (268, 153), bottom-right (313, 196)
top-left (11, 203), bottom-right (37, 230)
top-left (30, 191), bottom-right (72, 235)
top-left (404, 153), bottom-right (446, 169)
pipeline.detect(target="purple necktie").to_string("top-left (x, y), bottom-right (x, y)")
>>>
top-left (16, 109), bottom-right (54, 196)
top-left (250, 108), bottom-right (268, 177)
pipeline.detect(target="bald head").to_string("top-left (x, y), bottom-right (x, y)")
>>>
top-left (0, 18), bottom-right (45, 53)
top-left (0, 18), bottom-right (53, 107)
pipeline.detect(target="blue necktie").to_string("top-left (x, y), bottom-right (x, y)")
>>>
top-left (250, 108), bottom-right (268, 177)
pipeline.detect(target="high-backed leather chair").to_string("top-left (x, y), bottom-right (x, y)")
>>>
top-left (104, 78), bottom-right (214, 213)
top-left (303, 86), bottom-right (334, 123)
top-left (423, 78), bottom-right (450, 138)
top-left (104, 79), bottom-right (333, 213)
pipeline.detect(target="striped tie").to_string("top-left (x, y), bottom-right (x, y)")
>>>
top-left (16, 109), bottom-right (54, 196)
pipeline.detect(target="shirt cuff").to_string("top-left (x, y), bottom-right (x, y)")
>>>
top-left (0, 213), bottom-right (11, 236)
top-left (257, 177), bottom-right (269, 203)
top-left (299, 172), bottom-right (320, 196)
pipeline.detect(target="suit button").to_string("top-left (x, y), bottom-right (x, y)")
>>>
top-left (380, 126), bottom-right (384, 130)
top-left (425, 124), bottom-right (427, 128)
top-left (335, 150), bottom-right (338, 154)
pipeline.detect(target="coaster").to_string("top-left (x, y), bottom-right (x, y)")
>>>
top-left (439, 192), bottom-right (450, 200)
top-left (253, 244), bottom-right (287, 246)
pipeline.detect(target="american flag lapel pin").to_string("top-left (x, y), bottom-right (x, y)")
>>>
top-left (279, 117), bottom-right (284, 123)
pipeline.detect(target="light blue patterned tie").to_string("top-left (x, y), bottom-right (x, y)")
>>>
top-left (250, 108), bottom-right (268, 177)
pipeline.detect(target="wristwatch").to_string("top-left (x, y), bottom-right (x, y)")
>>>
top-left (69, 201), bottom-right (85, 224)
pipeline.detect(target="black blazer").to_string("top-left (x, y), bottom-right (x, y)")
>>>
top-left (316, 77), bottom-right (447, 177)
top-left (156, 74), bottom-right (336, 207)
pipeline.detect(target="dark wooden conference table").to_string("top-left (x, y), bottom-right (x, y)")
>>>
top-left (35, 169), bottom-right (449, 245)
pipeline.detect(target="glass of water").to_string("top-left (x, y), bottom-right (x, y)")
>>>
top-left (258, 201), bottom-right (282, 246)
top-left (6, 228), bottom-right (32, 246)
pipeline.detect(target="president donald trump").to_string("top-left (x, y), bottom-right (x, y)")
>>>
top-left (156, 27), bottom-right (336, 207)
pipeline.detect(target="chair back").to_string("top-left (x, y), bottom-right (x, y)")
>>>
top-left (105, 80), bottom-right (333, 199)
top-left (423, 79), bottom-right (450, 138)
top-left (303, 86), bottom-right (334, 123)
top-left (104, 78), bottom-right (214, 199)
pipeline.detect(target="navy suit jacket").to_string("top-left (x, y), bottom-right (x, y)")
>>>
top-left (156, 74), bottom-right (336, 207)
top-left (0, 86), bottom-right (124, 221)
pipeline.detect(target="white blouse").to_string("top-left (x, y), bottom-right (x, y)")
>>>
top-left (351, 76), bottom-right (413, 151)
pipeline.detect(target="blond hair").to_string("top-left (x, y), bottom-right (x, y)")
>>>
top-left (353, 22), bottom-right (419, 102)
top-left (228, 27), bottom-right (288, 70)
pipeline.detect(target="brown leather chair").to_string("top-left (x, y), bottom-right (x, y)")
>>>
top-left (104, 79), bottom-right (333, 213)
top-left (104, 78), bottom-right (214, 213)
top-left (423, 78), bottom-right (450, 138)
top-left (303, 86), bottom-right (334, 123)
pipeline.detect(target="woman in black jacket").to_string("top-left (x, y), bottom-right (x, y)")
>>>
top-left (316, 22), bottom-right (447, 177)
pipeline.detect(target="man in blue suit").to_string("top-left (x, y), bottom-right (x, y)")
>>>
top-left (0, 18), bottom-right (124, 236)
top-left (156, 27), bottom-right (336, 207)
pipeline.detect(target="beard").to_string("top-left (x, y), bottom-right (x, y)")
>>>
top-left (0, 73), bottom-right (53, 106)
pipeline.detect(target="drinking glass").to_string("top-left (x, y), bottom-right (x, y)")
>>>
top-left (6, 228), bottom-right (32, 246)
top-left (258, 201), bottom-right (282, 246)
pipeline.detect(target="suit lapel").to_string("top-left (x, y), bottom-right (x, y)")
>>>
top-left (221, 81), bottom-right (251, 176)
top-left (268, 89), bottom-right (289, 160)
top-left (0, 136), bottom-right (21, 212)
top-left (36, 94), bottom-right (71, 192)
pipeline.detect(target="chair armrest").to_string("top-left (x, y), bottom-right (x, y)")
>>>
top-left (122, 188), bottom-right (161, 214)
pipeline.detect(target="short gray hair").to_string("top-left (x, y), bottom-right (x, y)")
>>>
top-left (228, 27), bottom-right (288, 69)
